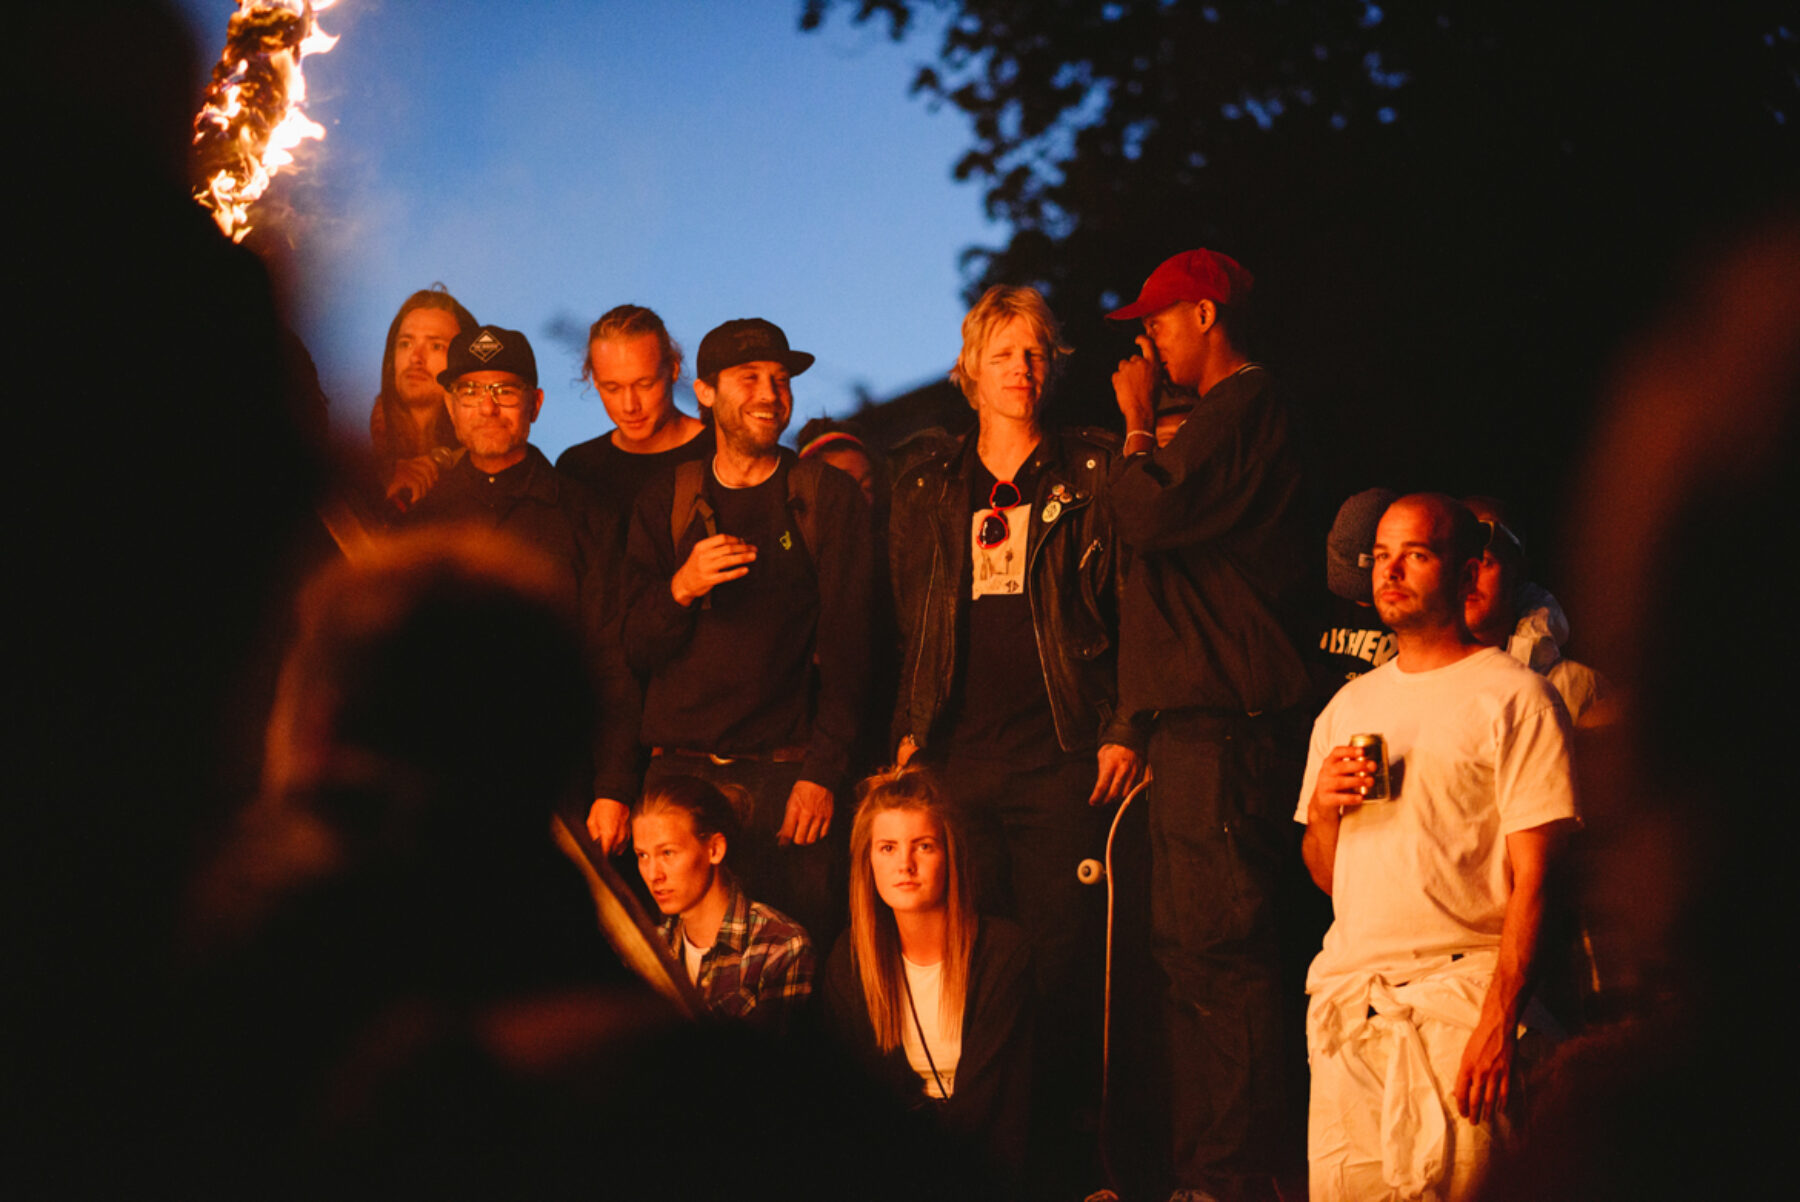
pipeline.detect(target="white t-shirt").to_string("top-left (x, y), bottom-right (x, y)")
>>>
top-left (683, 932), bottom-right (707, 985)
top-left (1296, 647), bottom-right (1578, 989)
top-left (901, 955), bottom-right (962, 1099)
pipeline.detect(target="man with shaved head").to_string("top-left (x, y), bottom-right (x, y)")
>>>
top-left (1296, 494), bottom-right (1579, 1201)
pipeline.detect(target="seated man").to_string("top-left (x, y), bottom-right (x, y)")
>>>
top-left (1298, 494), bottom-right (1579, 1202)
top-left (632, 775), bottom-right (814, 1034)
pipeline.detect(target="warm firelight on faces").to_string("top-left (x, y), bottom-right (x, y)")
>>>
top-left (590, 333), bottom-right (678, 452)
top-left (697, 361), bottom-right (793, 458)
top-left (633, 810), bottom-right (725, 919)
top-left (393, 308), bottom-right (461, 408)
top-left (1370, 501), bottom-right (1461, 633)
top-left (870, 808), bottom-right (948, 915)
top-left (972, 316), bottom-right (1048, 427)
top-left (444, 371), bottom-right (541, 473)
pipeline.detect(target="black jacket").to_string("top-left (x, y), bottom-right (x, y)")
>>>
top-left (823, 917), bottom-right (1033, 1187)
top-left (1108, 365), bottom-right (1312, 715)
top-left (889, 427), bottom-right (1144, 756)
top-left (624, 451), bottom-right (872, 794)
top-left (400, 445), bottom-right (641, 801)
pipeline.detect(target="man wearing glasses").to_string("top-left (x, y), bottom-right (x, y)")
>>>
top-left (403, 324), bottom-right (641, 844)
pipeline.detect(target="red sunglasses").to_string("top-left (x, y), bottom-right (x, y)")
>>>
top-left (977, 479), bottom-right (1023, 549)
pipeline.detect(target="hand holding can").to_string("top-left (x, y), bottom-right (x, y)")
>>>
top-left (1349, 733), bottom-right (1391, 801)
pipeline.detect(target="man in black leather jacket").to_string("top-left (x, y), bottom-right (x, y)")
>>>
top-left (890, 285), bottom-right (1146, 1189)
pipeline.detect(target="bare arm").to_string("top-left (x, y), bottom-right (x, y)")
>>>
top-left (1300, 745), bottom-right (1378, 894)
top-left (1454, 821), bottom-right (1574, 1124)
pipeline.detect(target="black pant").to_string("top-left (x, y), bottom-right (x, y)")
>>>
top-left (928, 750), bottom-right (1109, 1191)
top-left (1149, 711), bottom-right (1296, 1202)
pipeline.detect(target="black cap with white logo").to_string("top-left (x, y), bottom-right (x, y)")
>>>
top-left (439, 325), bottom-right (538, 388)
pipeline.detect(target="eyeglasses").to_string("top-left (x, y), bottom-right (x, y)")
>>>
top-left (452, 380), bottom-right (529, 407)
top-left (977, 478), bottom-right (1023, 550)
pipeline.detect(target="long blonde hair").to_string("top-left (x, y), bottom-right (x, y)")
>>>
top-left (847, 766), bottom-right (978, 1052)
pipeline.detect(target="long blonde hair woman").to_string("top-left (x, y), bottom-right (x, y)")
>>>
top-left (824, 766), bottom-right (1033, 1189)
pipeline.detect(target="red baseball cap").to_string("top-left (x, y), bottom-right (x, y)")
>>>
top-left (1106, 249), bottom-right (1254, 321)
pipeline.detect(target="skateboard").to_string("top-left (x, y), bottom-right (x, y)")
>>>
top-left (552, 813), bottom-right (701, 1017)
top-left (1078, 778), bottom-right (1156, 1199)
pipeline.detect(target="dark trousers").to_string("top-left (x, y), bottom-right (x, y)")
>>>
top-left (641, 754), bottom-right (847, 954)
top-left (1149, 711), bottom-right (1296, 1202)
top-left (929, 751), bottom-right (1109, 1189)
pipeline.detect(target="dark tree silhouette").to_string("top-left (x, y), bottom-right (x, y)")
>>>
top-left (802, 1), bottom-right (1797, 566)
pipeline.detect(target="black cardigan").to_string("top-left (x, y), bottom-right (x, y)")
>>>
top-left (823, 916), bottom-right (1033, 1187)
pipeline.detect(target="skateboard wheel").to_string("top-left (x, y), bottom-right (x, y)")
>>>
top-left (1077, 857), bottom-right (1105, 885)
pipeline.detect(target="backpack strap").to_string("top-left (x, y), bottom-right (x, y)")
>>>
top-left (669, 458), bottom-right (716, 548)
top-left (669, 458), bottom-right (718, 608)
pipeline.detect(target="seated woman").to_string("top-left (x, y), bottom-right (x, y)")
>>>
top-left (632, 775), bottom-right (815, 1034)
top-left (824, 765), bottom-right (1033, 1188)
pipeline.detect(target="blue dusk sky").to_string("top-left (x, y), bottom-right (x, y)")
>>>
top-left (173, 0), bottom-right (998, 458)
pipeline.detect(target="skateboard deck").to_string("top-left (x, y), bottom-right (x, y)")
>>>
top-left (1080, 779), bottom-right (1157, 1199)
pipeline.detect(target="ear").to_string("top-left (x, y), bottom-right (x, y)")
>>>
top-left (693, 378), bottom-right (716, 412)
top-left (1193, 298), bottom-right (1217, 333)
top-left (526, 388), bottom-right (545, 423)
top-left (705, 832), bottom-right (726, 866)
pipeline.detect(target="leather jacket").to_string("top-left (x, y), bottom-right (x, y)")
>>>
top-left (889, 427), bottom-right (1145, 756)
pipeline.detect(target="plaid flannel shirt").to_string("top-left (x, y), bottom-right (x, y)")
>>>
top-left (661, 879), bottom-right (815, 1033)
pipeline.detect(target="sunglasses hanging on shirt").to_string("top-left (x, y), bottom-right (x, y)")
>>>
top-left (977, 478), bottom-right (1023, 550)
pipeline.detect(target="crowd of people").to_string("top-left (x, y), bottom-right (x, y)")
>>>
top-left (284, 246), bottom-right (1621, 1202)
top-left (21, 8), bottom-right (1780, 1196)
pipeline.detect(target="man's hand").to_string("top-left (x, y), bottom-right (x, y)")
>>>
top-left (895, 735), bottom-right (919, 767)
top-left (1453, 823), bottom-right (1565, 1127)
top-left (1309, 745), bottom-right (1378, 820)
top-left (1454, 1008), bottom-right (1515, 1127)
top-left (1111, 334), bottom-right (1161, 435)
top-left (1089, 743), bottom-right (1143, 805)
top-left (671, 534), bottom-right (757, 606)
top-left (586, 797), bottom-right (631, 854)
top-left (777, 780), bottom-right (834, 846)
top-left (1301, 745), bottom-right (1379, 894)
top-left (385, 454), bottom-right (442, 510)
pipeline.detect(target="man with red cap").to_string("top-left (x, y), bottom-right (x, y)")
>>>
top-left (1107, 250), bottom-right (1313, 1202)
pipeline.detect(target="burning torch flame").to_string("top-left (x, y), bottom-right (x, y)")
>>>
top-left (191, 0), bottom-right (339, 242)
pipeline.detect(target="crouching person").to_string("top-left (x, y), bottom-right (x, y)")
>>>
top-left (632, 776), bottom-right (815, 1035)
top-left (824, 766), bottom-right (1033, 1195)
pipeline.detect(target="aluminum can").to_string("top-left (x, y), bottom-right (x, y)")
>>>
top-left (1349, 733), bottom-right (1391, 801)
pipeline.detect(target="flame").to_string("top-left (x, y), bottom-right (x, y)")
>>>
top-left (191, 1), bottom-right (339, 242)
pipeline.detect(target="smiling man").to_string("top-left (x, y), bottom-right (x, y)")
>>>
top-left (401, 324), bottom-right (641, 851)
top-left (1297, 494), bottom-right (1579, 1202)
top-left (622, 318), bottom-right (872, 949)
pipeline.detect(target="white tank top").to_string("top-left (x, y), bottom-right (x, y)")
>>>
top-left (901, 954), bottom-right (962, 1099)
